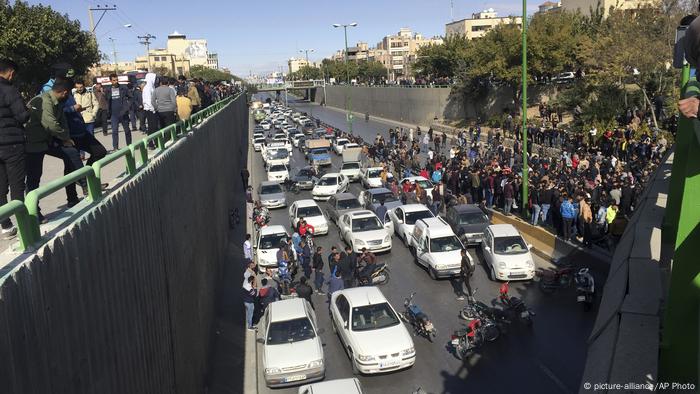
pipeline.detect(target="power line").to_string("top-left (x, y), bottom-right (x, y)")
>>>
top-left (138, 34), bottom-right (157, 71)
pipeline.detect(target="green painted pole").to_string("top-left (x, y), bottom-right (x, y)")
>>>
top-left (344, 26), bottom-right (353, 135)
top-left (521, 0), bottom-right (529, 218)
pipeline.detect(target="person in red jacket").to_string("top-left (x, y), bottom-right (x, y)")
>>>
top-left (298, 218), bottom-right (315, 237)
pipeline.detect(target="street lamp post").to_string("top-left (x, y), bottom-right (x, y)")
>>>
top-left (333, 22), bottom-right (358, 134)
top-left (521, 0), bottom-right (529, 218)
top-left (299, 49), bottom-right (315, 102)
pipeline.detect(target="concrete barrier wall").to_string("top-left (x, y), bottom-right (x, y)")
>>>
top-left (0, 96), bottom-right (249, 394)
top-left (313, 85), bottom-right (556, 125)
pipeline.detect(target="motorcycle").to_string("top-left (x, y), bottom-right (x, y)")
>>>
top-left (535, 264), bottom-right (575, 294)
top-left (574, 268), bottom-right (595, 311)
top-left (459, 290), bottom-right (509, 341)
top-left (450, 319), bottom-right (484, 360)
top-left (401, 292), bottom-right (437, 341)
top-left (253, 207), bottom-right (270, 230)
top-left (498, 282), bottom-right (535, 326)
top-left (356, 263), bottom-right (390, 286)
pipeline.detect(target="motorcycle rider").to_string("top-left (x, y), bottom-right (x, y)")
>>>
top-left (356, 248), bottom-right (378, 284)
top-left (297, 218), bottom-right (315, 238)
top-left (457, 249), bottom-right (475, 301)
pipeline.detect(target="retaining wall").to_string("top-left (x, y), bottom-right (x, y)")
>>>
top-left (0, 96), bottom-right (249, 394)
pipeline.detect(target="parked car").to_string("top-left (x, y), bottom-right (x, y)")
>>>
top-left (386, 204), bottom-right (434, 245)
top-left (444, 204), bottom-right (491, 245)
top-left (255, 225), bottom-right (289, 272)
top-left (260, 298), bottom-right (325, 387)
top-left (481, 224), bottom-right (535, 281)
top-left (358, 188), bottom-right (402, 215)
top-left (329, 287), bottom-right (415, 374)
top-left (289, 199), bottom-right (329, 235)
top-left (312, 173), bottom-right (349, 201)
top-left (409, 217), bottom-right (468, 280)
top-left (259, 181), bottom-right (287, 209)
top-left (326, 192), bottom-right (363, 224)
top-left (337, 210), bottom-right (393, 253)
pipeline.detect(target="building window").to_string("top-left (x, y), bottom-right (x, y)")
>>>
top-left (471, 25), bottom-right (491, 32)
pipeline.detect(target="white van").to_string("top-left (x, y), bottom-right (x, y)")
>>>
top-left (409, 217), bottom-right (471, 280)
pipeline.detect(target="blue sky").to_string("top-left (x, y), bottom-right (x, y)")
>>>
top-left (29, 0), bottom-right (538, 76)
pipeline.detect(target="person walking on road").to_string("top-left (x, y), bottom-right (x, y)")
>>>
top-left (326, 267), bottom-right (344, 305)
top-left (104, 74), bottom-right (132, 151)
top-left (312, 246), bottom-right (325, 295)
top-left (0, 59), bottom-right (29, 236)
top-left (296, 276), bottom-right (314, 309)
top-left (242, 276), bottom-right (257, 330)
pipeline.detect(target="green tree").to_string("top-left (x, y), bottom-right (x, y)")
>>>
top-left (290, 65), bottom-right (322, 80)
top-left (414, 35), bottom-right (470, 79)
top-left (189, 64), bottom-right (239, 82)
top-left (0, 0), bottom-right (100, 95)
top-left (321, 59), bottom-right (358, 83)
top-left (357, 60), bottom-right (387, 83)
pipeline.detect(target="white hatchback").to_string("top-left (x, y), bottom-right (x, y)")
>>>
top-left (387, 204), bottom-right (434, 245)
top-left (481, 224), bottom-right (536, 281)
top-left (289, 199), bottom-right (330, 235)
top-left (338, 210), bottom-right (393, 254)
top-left (267, 163), bottom-right (290, 182)
top-left (260, 298), bottom-right (325, 387)
top-left (330, 287), bottom-right (415, 375)
top-left (312, 173), bottom-right (349, 201)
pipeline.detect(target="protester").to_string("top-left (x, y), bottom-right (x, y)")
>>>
top-left (243, 233), bottom-right (253, 261)
top-left (176, 88), bottom-right (193, 121)
top-left (242, 276), bottom-right (257, 330)
top-left (312, 246), bottom-right (325, 295)
top-left (0, 59), bottom-right (29, 236)
top-left (72, 80), bottom-right (98, 134)
top-left (104, 73), bottom-right (132, 151)
top-left (153, 78), bottom-right (177, 129)
top-left (93, 83), bottom-right (110, 136)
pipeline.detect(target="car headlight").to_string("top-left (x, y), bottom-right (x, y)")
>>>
top-left (384, 235), bottom-right (391, 243)
top-left (527, 260), bottom-right (535, 269)
top-left (498, 262), bottom-right (507, 270)
top-left (307, 359), bottom-right (324, 368)
top-left (354, 239), bottom-right (366, 246)
top-left (401, 347), bottom-right (415, 356)
top-left (434, 264), bottom-right (445, 270)
top-left (357, 354), bottom-right (375, 362)
top-left (265, 367), bottom-right (281, 375)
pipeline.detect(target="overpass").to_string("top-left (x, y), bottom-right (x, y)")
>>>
top-left (253, 79), bottom-right (325, 92)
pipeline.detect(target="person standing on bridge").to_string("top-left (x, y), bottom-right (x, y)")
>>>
top-left (104, 74), bottom-right (132, 151)
top-left (153, 78), bottom-right (177, 130)
top-left (0, 59), bottom-right (29, 237)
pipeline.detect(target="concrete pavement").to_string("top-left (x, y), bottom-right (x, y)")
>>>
top-left (249, 96), bottom-right (607, 394)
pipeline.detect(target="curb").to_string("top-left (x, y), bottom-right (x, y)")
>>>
top-left (243, 113), bottom-right (259, 394)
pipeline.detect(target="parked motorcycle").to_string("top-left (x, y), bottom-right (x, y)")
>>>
top-left (459, 290), bottom-right (508, 341)
top-left (498, 282), bottom-right (535, 326)
top-left (356, 263), bottom-right (390, 286)
top-left (574, 268), bottom-right (595, 311)
top-left (401, 292), bottom-right (437, 341)
top-left (253, 206), bottom-right (270, 230)
top-left (451, 319), bottom-right (484, 360)
top-left (535, 264), bottom-right (575, 294)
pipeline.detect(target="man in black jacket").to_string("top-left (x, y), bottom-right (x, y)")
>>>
top-left (0, 59), bottom-right (28, 236)
top-left (104, 74), bottom-right (132, 151)
top-left (296, 276), bottom-right (314, 310)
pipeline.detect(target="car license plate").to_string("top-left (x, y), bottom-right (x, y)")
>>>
top-left (379, 359), bottom-right (400, 368)
top-left (577, 295), bottom-right (587, 302)
top-left (520, 311), bottom-right (530, 318)
top-left (284, 374), bottom-right (306, 383)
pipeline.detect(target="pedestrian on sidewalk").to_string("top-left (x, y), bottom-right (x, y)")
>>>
top-left (312, 246), bottom-right (325, 294)
top-left (176, 88), bottom-right (192, 121)
top-left (72, 80), bottom-right (99, 135)
top-left (153, 78), bottom-right (177, 129)
top-left (93, 83), bottom-right (110, 136)
top-left (188, 82), bottom-right (201, 114)
top-left (0, 59), bottom-right (29, 237)
top-left (242, 276), bottom-right (257, 330)
top-left (104, 74), bottom-right (132, 151)
top-left (244, 233), bottom-right (253, 261)
top-left (241, 168), bottom-right (250, 188)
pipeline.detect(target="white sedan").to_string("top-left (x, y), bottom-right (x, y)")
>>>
top-left (267, 163), bottom-right (290, 182)
top-left (481, 224), bottom-right (536, 281)
top-left (289, 199), bottom-right (329, 235)
top-left (261, 120), bottom-right (271, 130)
top-left (261, 298), bottom-right (325, 387)
top-left (387, 204), bottom-right (434, 245)
top-left (337, 210), bottom-right (393, 253)
top-left (312, 173), bottom-right (349, 201)
top-left (333, 138), bottom-right (350, 155)
top-left (360, 167), bottom-right (385, 189)
top-left (330, 287), bottom-right (415, 375)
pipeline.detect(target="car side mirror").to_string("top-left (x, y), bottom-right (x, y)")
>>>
top-left (343, 321), bottom-right (349, 329)
top-left (527, 244), bottom-right (533, 250)
top-left (484, 246), bottom-right (491, 252)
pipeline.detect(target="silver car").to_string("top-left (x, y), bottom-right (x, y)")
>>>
top-left (326, 192), bottom-right (363, 224)
top-left (259, 181), bottom-right (287, 209)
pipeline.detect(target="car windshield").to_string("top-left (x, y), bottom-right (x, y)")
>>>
top-left (338, 140), bottom-right (349, 146)
top-left (254, 138), bottom-right (265, 143)
top-left (266, 317), bottom-right (316, 345)
top-left (260, 233), bottom-right (288, 249)
top-left (416, 179), bottom-right (433, 189)
top-left (351, 303), bottom-right (400, 332)
top-left (430, 236), bottom-right (462, 252)
top-left (458, 212), bottom-right (490, 225)
top-left (260, 184), bottom-right (283, 194)
top-left (367, 169), bottom-right (382, 178)
top-left (268, 150), bottom-right (288, 159)
top-left (269, 165), bottom-right (287, 172)
top-left (310, 148), bottom-right (328, 155)
top-left (337, 198), bottom-right (361, 210)
top-left (371, 192), bottom-right (397, 204)
top-left (297, 206), bottom-right (323, 217)
top-left (342, 162), bottom-right (360, 170)
top-left (352, 217), bottom-right (383, 232)
top-left (318, 176), bottom-right (338, 186)
top-left (405, 210), bottom-right (433, 225)
top-left (493, 236), bottom-right (528, 255)
top-left (296, 169), bottom-right (314, 178)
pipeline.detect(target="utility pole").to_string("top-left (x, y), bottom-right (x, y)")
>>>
top-left (138, 34), bottom-right (157, 71)
top-left (108, 37), bottom-right (119, 73)
top-left (88, 4), bottom-right (117, 34)
top-left (450, 0), bottom-right (455, 21)
top-left (333, 22), bottom-right (358, 134)
top-left (521, 0), bottom-right (529, 218)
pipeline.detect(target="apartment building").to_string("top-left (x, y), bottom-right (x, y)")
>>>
top-left (445, 8), bottom-right (523, 40)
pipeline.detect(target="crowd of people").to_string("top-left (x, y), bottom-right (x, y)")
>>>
top-left (0, 58), bottom-right (238, 236)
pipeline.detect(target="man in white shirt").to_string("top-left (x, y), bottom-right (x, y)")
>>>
top-left (243, 233), bottom-right (253, 261)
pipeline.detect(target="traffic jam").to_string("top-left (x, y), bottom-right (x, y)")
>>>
top-left (248, 100), bottom-right (597, 393)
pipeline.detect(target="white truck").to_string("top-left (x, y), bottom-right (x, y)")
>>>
top-left (340, 147), bottom-right (363, 182)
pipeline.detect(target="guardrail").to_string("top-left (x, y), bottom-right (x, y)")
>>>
top-left (2, 94), bottom-right (237, 252)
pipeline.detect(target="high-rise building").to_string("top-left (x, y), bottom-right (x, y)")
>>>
top-left (166, 31), bottom-right (210, 67)
top-left (375, 28), bottom-right (443, 81)
top-left (445, 8), bottom-right (523, 40)
top-left (288, 57), bottom-right (313, 74)
top-left (561, 0), bottom-right (656, 16)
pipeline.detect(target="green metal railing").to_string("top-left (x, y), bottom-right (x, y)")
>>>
top-left (3, 94), bottom-right (237, 252)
